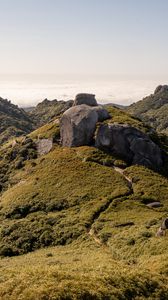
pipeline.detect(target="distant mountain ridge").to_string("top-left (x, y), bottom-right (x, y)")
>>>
top-left (29, 98), bottom-right (73, 126)
top-left (127, 85), bottom-right (168, 135)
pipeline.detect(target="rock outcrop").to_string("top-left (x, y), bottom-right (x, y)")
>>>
top-left (60, 105), bottom-right (98, 147)
top-left (73, 93), bottom-right (98, 107)
top-left (95, 123), bottom-right (163, 169)
top-left (154, 85), bottom-right (168, 94)
top-left (127, 85), bottom-right (168, 135)
top-left (60, 93), bottom-right (163, 170)
top-left (60, 94), bottom-right (110, 147)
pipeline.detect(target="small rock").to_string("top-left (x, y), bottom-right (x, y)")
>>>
top-left (146, 202), bottom-right (163, 208)
top-left (161, 218), bottom-right (168, 230)
top-left (115, 221), bottom-right (134, 227)
top-left (156, 227), bottom-right (166, 237)
top-left (36, 138), bottom-right (53, 155)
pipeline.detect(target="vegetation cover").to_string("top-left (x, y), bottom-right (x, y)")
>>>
top-left (127, 85), bottom-right (168, 136)
top-left (0, 100), bottom-right (168, 299)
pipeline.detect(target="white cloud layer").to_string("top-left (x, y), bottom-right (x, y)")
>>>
top-left (0, 78), bottom-right (162, 107)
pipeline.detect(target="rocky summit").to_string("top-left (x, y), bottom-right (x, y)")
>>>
top-left (60, 94), bottom-right (163, 170)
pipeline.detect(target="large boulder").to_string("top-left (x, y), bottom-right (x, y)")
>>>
top-left (73, 93), bottom-right (98, 107)
top-left (60, 105), bottom-right (98, 147)
top-left (93, 106), bottom-right (110, 122)
top-left (95, 123), bottom-right (163, 169)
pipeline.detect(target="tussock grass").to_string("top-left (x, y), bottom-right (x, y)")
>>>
top-left (0, 240), bottom-right (168, 299)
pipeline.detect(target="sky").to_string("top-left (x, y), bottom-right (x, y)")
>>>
top-left (0, 0), bottom-right (168, 105)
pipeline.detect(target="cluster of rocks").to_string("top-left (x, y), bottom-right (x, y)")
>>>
top-left (95, 123), bottom-right (162, 169)
top-left (60, 93), bottom-right (163, 170)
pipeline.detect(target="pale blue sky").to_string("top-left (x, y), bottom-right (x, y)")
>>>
top-left (0, 0), bottom-right (168, 78)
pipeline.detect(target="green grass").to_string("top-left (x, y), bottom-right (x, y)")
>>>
top-left (0, 105), bottom-right (168, 299)
top-left (105, 105), bottom-right (150, 133)
top-left (29, 120), bottom-right (60, 141)
top-left (127, 89), bottom-right (168, 135)
top-left (0, 146), bottom-right (130, 256)
top-left (1, 239), bottom-right (168, 299)
top-left (0, 144), bottom-right (168, 299)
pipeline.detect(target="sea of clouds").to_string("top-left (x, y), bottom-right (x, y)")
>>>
top-left (0, 77), bottom-right (163, 107)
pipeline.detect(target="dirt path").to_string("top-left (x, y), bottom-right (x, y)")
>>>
top-left (88, 166), bottom-right (133, 247)
top-left (113, 166), bottom-right (133, 190)
top-left (88, 228), bottom-right (103, 245)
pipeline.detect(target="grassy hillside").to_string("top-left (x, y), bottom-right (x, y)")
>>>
top-left (0, 96), bottom-right (73, 146)
top-left (0, 145), bottom-right (168, 299)
top-left (0, 105), bottom-right (168, 299)
top-left (127, 85), bottom-right (168, 135)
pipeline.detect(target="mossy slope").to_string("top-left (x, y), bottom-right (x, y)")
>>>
top-left (0, 105), bottom-right (168, 299)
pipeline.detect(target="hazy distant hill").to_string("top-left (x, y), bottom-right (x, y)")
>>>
top-left (29, 98), bottom-right (73, 126)
top-left (23, 106), bottom-right (35, 113)
top-left (0, 97), bottom-right (34, 144)
top-left (127, 85), bottom-right (168, 135)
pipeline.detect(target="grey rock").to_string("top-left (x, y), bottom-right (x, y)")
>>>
top-left (147, 202), bottom-right (163, 208)
top-left (115, 222), bottom-right (134, 227)
top-left (73, 93), bottom-right (98, 107)
top-left (156, 227), bottom-right (166, 237)
top-left (93, 105), bottom-right (110, 122)
top-left (36, 138), bottom-right (53, 155)
top-left (60, 105), bottom-right (98, 147)
top-left (95, 123), bottom-right (163, 169)
top-left (161, 218), bottom-right (168, 230)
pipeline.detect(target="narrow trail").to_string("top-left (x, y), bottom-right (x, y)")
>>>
top-left (88, 165), bottom-right (133, 247)
top-left (88, 228), bottom-right (103, 245)
top-left (113, 166), bottom-right (133, 190)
